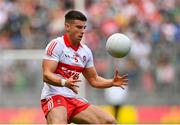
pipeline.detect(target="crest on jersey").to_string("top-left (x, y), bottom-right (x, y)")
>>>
top-left (83, 56), bottom-right (86, 63)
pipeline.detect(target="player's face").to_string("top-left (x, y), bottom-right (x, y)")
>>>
top-left (65, 20), bottom-right (86, 43)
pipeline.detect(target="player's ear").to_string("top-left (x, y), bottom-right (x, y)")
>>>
top-left (65, 22), bottom-right (70, 32)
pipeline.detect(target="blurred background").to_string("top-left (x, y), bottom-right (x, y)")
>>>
top-left (0, 0), bottom-right (180, 124)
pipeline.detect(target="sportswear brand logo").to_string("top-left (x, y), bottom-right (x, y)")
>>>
top-left (64, 51), bottom-right (79, 63)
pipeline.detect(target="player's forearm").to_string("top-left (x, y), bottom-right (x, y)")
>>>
top-left (43, 72), bottom-right (64, 87)
top-left (90, 76), bottom-right (113, 88)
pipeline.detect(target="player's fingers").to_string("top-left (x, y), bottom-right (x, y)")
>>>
top-left (69, 83), bottom-right (79, 89)
top-left (121, 74), bottom-right (128, 79)
top-left (122, 82), bottom-right (128, 86)
top-left (72, 79), bottom-right (82, 83)
top-left (70, 82), bottom-right (80, 88)
top-left (69, 73), bottom-right (77, 80)
top-left (70, 73), bottom-right (76, 77)
top-left (122, 79), bottom-right (128, 82)
top-left (115, 70), bottom-right (118, 77)
top-left (71, 86), bottom-right (79, 94)
top-left (73, 84), bottom-right (79, 88)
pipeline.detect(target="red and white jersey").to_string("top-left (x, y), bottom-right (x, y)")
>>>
top-left (41, 34), bottom-right (94, 99)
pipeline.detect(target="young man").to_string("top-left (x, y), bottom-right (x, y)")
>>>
top-left (41, 10), bottom-right (128, 124)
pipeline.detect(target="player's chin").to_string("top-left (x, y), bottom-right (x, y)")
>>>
top-left (77, 37), bottom-right (82, 42)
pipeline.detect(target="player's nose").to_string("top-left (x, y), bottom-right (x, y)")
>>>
top-left (81, 30), bottom-right (84, 35)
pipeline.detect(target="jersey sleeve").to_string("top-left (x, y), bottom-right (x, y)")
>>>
top-left (44, 39), bottom-right (62, 62)
top-left (85, 47), bottom-right (94, 68)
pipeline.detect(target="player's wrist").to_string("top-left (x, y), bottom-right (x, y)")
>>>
top-left (110, 79), bottom-right (114, 87)
top-left (61, 79), bottom-right (67, 86)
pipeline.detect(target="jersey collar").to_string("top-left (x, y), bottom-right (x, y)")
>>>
top-left (63, 34), bottom-right (82, 51)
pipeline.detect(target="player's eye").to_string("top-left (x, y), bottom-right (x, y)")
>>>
top-left (76, 25), bottom-right (86, 29)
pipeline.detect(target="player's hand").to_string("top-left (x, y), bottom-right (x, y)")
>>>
top-left (112, 70), bottom-right (128, 89)
top-left (64, 74), bottom-right (81, 94)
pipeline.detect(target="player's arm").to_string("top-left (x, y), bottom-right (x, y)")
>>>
top-left (82, 67), bottom-right (128, 89)
top-left (43, 59), bottom-right (81, 93)
top-left (43, 59), bottom-right (63, 86)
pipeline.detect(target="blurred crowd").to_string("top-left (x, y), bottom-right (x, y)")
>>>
top-left (0, 0), bottom-right (179, 48)
top-left (0, 0), bottom-right (180, 105)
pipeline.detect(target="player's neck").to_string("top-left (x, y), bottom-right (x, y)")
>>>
top-left (66, 34), bottom-right (79, 47)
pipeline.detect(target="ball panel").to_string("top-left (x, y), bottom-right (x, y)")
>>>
top-left (106, 33), bottom-right (131, 58)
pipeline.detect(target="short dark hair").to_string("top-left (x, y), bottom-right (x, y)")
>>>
top-left (65, 10), bottom-right (87, 22)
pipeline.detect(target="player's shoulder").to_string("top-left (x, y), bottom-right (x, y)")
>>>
top-left (49, 36), bottom-right (65, 46)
